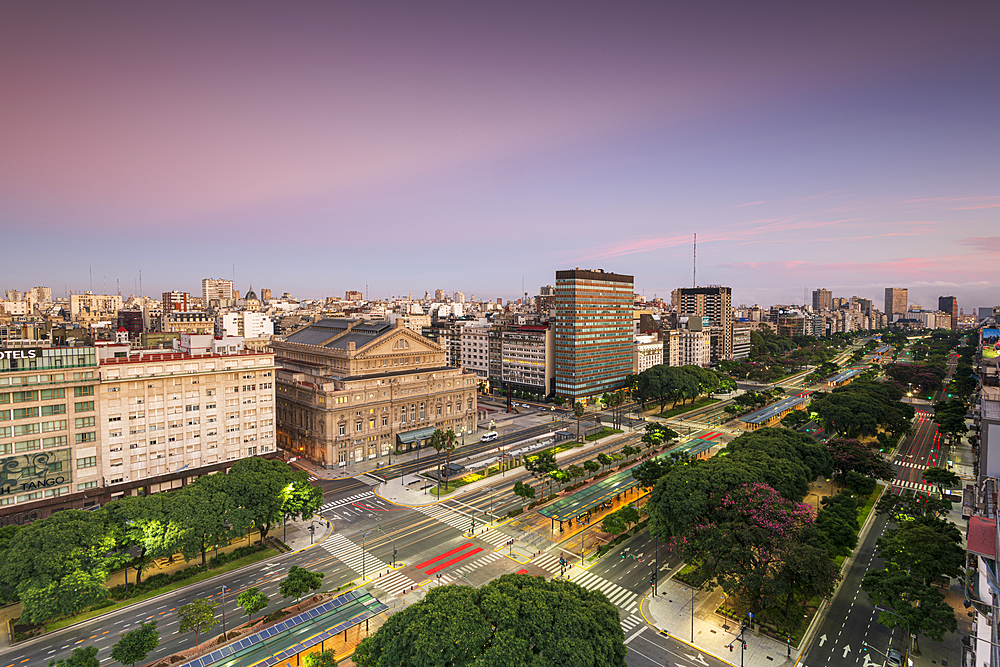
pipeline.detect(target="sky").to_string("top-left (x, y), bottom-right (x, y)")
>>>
top-left (1, 1), bottom-right (998, 311)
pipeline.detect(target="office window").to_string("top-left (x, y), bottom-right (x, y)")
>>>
top-left (42, 404), bottom-right (66, 416)
top-left (74, 386), bottom-right (95, 397)
top-left (339, 424), bottom-right (346, 436)
top-left (77, 456), bottom-right (97, 469)
top-left (75, 431), bottom-right (96, 444)
top-left (75, 416), bottom-right (96, 429)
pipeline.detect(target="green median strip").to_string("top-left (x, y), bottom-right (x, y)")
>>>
top-left (44, 548), bottom-right (280, 632)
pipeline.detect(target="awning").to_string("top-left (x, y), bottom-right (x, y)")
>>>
top-left (396, 426), bottom-right (437, 445)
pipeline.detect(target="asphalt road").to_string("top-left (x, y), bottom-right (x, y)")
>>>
top-left (801, 407), bottom-right (947, 667)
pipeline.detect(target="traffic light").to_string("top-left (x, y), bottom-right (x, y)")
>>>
top-left (621, 552), bottom-right (626, 561)
top-left (393, 548), bottom-right (397, 562)
top-left (742, 642), bottom-right (747, 650)
top-left (729, 645), bottom-right (734, 652)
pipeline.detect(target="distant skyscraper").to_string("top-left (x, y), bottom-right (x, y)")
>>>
top-left (938, 296), bottom-right (958, 330)
top-left (812, 288), bottom-right (833, 312)
top-left (202, 278), bottom-right (235, 308)
top-left (674, 286), bottom-right (733, 361)
top-left (260, 288), bottom-right (272, 302)
top-left (345, 290), bottom-right (363, 301)
top-left (454, 291), bottom-right (465, 303)
top-left (434, 289), bottom-right (447, 301)
top-left (554, 268), bottom-right (633, 402)
top-left (884, 288), bottom-right (908, 321)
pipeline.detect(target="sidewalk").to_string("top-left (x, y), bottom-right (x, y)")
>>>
top-left (644, 578), bottom-right (795, 667)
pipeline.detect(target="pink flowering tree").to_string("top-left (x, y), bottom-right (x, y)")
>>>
top-left (672, 483), bottom-right (814, 615)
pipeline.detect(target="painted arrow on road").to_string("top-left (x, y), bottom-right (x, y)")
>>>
top-left (819, 634), bottom-right (827, 647)
top-left (685, 653), bottom-right (709, 666)
top-left (843, 645), bottom-right (852, 658)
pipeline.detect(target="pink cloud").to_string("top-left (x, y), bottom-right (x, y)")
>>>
top-left (959, 237), bottom-right (1000, 255)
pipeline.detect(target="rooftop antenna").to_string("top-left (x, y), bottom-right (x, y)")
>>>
top-left (90, 265), bottom-right (93, 293)
top-left (693, 233), bottom-right (697, 287)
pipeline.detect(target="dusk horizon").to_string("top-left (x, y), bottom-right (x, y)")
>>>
top-left (2, 1), bottom-right (997, 309)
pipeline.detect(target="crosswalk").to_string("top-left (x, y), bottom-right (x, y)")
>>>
top-left (320, 533), bottom-right (416, 597)
top-left (355, 473), bottom-right (384, 486)
top-left (530, 554), bottom-right (638, 612)
top-left (415, 504), bottom-right (513, 547)
top-left (449, 550), bottom-right (504, 577)
top-left (892, 479), bottom-right (935, 492)
top-left (318, 490), bottom-right (374, 513)
top-left (621, 614), bottom-right (645, 633)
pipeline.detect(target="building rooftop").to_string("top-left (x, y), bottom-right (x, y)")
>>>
top-left (283, 318), bottom-right (393, 349)
top-left (826, 368), bottom-right (865, 383)
top-left (741, 395), bottom-right (808, 425)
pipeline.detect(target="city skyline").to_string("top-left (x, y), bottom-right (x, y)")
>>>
top-left (2, 2), bottom-right (997, 307)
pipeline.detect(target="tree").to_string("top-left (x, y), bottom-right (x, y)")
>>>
top-left (876, 490), bottom-right (951, 519)
top-left (110, 620), bottom-right (159, 667)
top-left (547, 469), bottom-right (571, 495)
top-left (237, 587), bottom-right (269, 625)
top-left (776, 538), bottom-right (840, 619)
top-left (225, 457), bottom-right (310, 543)
top-left (48, 645), bottom-right (99, 667)
top-left (0, 509), bottom-right (115, 624)
top-left (177, 598), bottom-right (219, 647)
top-left (632, 458), bottom-right (674, 488)
top-left (429, 429), bottom-right (447, 484)
top-left (875, 518), bottom-right (964, 587)
top-left (671, 483), bottom-right (812, 615)
top-left (281, 480), bottom-right (325, 529)
top-left (512, 481), bottom-right (536, 509)
top-left (601, 512), bottom-right (629, 537)
top-left (443, 429), bottom-right (458, 482)
top-left (811, 381), bottom-right (914, 439)
top-left (573, 402), bottom-right (586, 442)
top-left (566, 464), bottom-right (585, 483)
top-left (525, 450), bottom-right (557, 483)
top-left (641, 423), bottom-right (679, 450)
top-left (305, 649), bottom-right (339, 667)
top-left (353, 575), bottom-right (627, 667)
top-left (827, 438), bottom-right (895, 481)
top-left (620, 445), bottom-right (639, 460)
top-left (922, 466), bottom-right (960, 496)
top-left (862, 569), bottom-right (957, 653)
top-left (102, 493), bottom-right (181, 586)
top-left (583, 459), bottom-right (601, 477)
top-left (172, 473), bottom-right (234, 567)
top-left (552, 395), bottom-right (566, 407)
top-left (280, 566), bottom-right (325, 603)
top-left (597, 453), bottom-right (614, 471)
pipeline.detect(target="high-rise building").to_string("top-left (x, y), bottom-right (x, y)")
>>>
top-left (673, 286), bottom-right (733, 361)
top-left (884, 288), bottom-right (908, 322)
top-left (554, 268), bottom-right (633, 402)
top-left (202, 278), bottom-right (235, 309)
top-left (260, 288), bottom-right (272, 302)
top-left (345, 291), bottom-right (363, 301)
top-left (938, 296), bottom-right (958, 330)
top-left (454, 291), bottom-right (465, 303)
top-left (28, 286), bottom-right (52, 302)
top-left (161, 291), bottom-right (191, 313)
top-left (812, 288), bottom-right (833, 312)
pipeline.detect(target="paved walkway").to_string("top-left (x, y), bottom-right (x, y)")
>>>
top-left (643, 578), bottom-right (796, 667)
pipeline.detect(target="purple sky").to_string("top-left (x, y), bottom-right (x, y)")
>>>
top-left (2, 2), bottom-right (998, 311)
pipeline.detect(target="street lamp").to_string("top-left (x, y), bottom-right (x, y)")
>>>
top-left (682, 586), bottom-right (696, 642)
top-left (378, 523), bottom-right (396, 568)
top-left (359, 529), bottom-right (373, 581)
top-left (485, 486), bottom-right (496, 525)
top-left (874, 606), bottom-right (911, 659)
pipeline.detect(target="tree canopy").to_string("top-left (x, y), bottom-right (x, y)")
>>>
top-left (353, 575), bottom-right (627, 667)
top-left (810, 381), bottom-right (914, 439)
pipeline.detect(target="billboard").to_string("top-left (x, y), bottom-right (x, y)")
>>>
top-left (0, 449), bottom-right (73, 498)
top-left (983, 328), bottom-right (1000, 359)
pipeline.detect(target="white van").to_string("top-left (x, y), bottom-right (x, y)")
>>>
top-left (481, 431), bottom-right (498, 442)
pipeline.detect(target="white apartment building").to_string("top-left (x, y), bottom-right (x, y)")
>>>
top-left (97, 348), bottom-right (276, 492)
top-left (222, 311), bottom-right (274, 339)
top-left (633, 334), bottom-right (663, 374)
top-left (667, 329), bottom-right (712, 367)
top-left (202, 278), bottom-right (236, 309)
top-left (70, 292), bottom-right (124, 318)
top-left (459, 324), bottom-right (491, 379)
